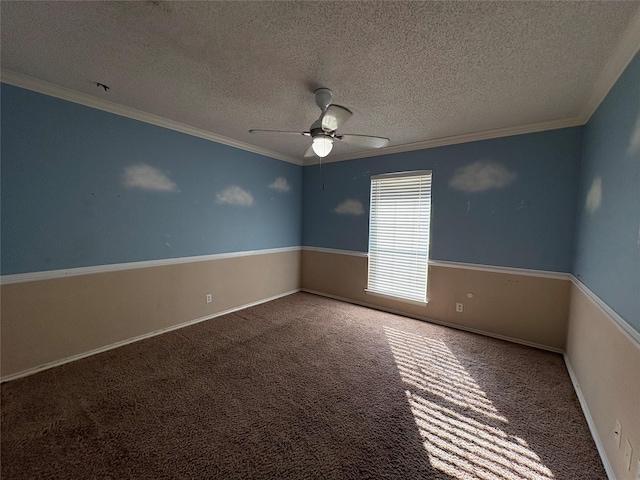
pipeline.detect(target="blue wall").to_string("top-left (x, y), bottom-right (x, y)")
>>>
top-left (573, 52), bottom-right (640, 331)
top-left (4, 58), bottom-right (637, 333)
top-left (1, 84), bottom-right (302, 275)
top-left (303, 128), bottom-right (583, 273)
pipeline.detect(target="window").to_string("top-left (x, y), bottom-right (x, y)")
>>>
top-left (366, 171), bottom-right (432, 304)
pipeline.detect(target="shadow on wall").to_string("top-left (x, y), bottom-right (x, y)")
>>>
top-left (384, 326), bottom-right (605, 479)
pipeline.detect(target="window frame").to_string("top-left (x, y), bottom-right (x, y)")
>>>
top-left (365, 170), bottom-right (432, 306)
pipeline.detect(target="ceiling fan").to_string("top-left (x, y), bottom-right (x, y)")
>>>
top-left (249, 88), bottom-right (390, 158)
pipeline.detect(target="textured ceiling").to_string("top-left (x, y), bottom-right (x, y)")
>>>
top-left (2, 1), bottom-right (640, 164)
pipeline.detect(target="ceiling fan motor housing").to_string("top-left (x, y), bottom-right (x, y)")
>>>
top-left (314, 88), bottom-right (333, 111)
top-left (310, 113), bottom-right (334, 136)
top-left (310, 127), bottom-right (333, 139)
top-left (249, 87), bottom-right (388, 158)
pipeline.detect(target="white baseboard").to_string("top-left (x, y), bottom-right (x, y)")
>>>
top-left (0, 282), bottom-right (625, 480)
top-left (301, 288), bottom-right (614, 478)
top-left (301, 288), bottom-right (563, 354)
top-left (0, 289), bottom-right (300, 383)
top-left (563, 355), bottom-right (616, 480)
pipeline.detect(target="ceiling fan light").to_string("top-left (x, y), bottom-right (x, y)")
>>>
top-left (312, 136), bottom-right (333, 158)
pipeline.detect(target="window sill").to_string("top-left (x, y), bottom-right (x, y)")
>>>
top-left (364, 289), bottom-right (428, 307)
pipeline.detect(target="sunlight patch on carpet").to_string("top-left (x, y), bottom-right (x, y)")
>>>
top-left (384, 326), bottom-right (555, 480)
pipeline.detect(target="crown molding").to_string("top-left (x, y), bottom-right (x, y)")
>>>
top-left (0, 70), bottom-right (302, 166)
top-left (3, 67), bottom-right (583, 167)
top-left (5, 5), bottom-right (640, 171)
top-left (305, 8), bottom-right (640, 167)
top-left (303, 116), bottom-right (583, 166)
top-left (577, 8), bottom-right (640, 123)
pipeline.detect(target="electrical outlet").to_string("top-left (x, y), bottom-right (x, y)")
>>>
top-left (206, 294), bottom-right (212, 304)
top-left (614, 420), bottom-right (622, 447)
top-left (623, 439), bottom-right (633, 471)
top-left (455, 303), bottom-right (463, 313)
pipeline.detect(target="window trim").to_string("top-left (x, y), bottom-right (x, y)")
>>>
top-left (364, 288), bottom-right (429, 306)
top-left (365, 170), bottom-right (432, 305)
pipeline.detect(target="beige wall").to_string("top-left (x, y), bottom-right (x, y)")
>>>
top-left (0, 250), bottom-right (300, 379)
top-left (3, 245), bottom-right (638, 478)
top-left (301, 249), bottom-right (570, 351)
top-left (303, 248), bottom-right (640, 476)
top-left (566, 283), bottom-right (640, 480)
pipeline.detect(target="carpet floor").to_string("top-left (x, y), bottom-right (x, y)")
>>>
top-left (1, 292), bottom-right (606, 479)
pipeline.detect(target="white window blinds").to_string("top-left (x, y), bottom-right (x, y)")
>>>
top-left (367, 171), bottom-right (432, 304)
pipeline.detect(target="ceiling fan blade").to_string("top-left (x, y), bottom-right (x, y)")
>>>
top-left (320, 105), bottom-right (352, 131)
top-left (249, 129), bottom-right (310, 136)
top-left (303, 143), bottom-right (316, 157)
top-left (337, 134), bottom-right (390, 149)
